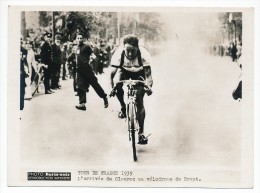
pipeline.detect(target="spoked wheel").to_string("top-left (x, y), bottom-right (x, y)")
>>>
top-left (31, 80), bottom-right (38, 96)
top-left (129, 103), bottom-right (137, 162)
top-left (31, 74), bottom-right (43, 96)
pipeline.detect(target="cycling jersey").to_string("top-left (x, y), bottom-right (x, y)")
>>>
top-left (111, 46), bottom-right (151, 72)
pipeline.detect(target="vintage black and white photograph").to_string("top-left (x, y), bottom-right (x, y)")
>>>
top-left (7, 5), bottom-right (254, 188)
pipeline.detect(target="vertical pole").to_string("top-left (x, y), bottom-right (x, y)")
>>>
top-left (133, 12), bottom-right (139, 35)
top-left (117, 12), bottom-right (121, 44)
top-left (52, 11), bottom-right (55, 43)
top-left (21, 12), bottom-right (26, 40)
top-left (113, 12), bottom-right (117, 44)
top-left (234, 21), bottom-right (236, 43)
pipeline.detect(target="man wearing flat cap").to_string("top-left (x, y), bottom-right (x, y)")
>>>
top-left (51, 34), bottom-right (62, 89)
top-left (40, 32), bottom-right (54, 94)
top-left (110, 34), bottom-right (153, 145)
top-left (68, 32), bottom-right (108, 111)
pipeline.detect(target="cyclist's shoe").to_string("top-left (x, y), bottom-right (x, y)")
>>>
top-left (118, 108), bottom-right (126, 119)
top-left (138, 134), bottom-right (148, 145)
top-left (103, 96), bottom-right (109, 108)
top-left (75, 105), bottom-right (86, 111)
top-left (146, 87), bottom-right (153, 96)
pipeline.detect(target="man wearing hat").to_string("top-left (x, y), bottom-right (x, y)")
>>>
top-left (51, 34), bottom-right (62, 89)
top-left (97, 40), bottom-right (108, 74)
top-left (70, 32), bottom-right (108, 110)
top-left (110, 34), bottom-right (153, 145)
top-left (40, 32), bottom-right (54, 94)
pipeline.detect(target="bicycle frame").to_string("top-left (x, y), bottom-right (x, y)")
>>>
top-left (110, 79), bottom-right (148, 161)
top-left (126, 84), bottom-right (139, 141)
top-left (31, 65), bottom-right (45, 96)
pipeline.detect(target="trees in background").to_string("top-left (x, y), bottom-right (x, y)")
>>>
top-left (23, 11), bottom-right (165, 46)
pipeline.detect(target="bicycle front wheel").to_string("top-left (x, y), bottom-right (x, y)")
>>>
top-left (129, 103), bottom-right (137, 162)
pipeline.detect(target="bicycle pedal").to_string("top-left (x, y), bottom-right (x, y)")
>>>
top-left (145, 133), bottom-right (152, 139)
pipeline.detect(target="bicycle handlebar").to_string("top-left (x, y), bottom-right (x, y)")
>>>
top-left (115, 80), bottom-right (148, 87)
top-left (110, 80), bottom-right (152, 97)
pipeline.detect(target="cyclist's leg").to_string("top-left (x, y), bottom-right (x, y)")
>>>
top-left (136, 90), bottom-right (145, 135)
top-left (136, 89), bottom-right (148, 144)
top-left (116, 69), bottom-right (127, 117)
top-left (136, 103), bottom-right (145, 135)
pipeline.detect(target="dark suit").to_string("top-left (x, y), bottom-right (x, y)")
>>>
top-left (20, 46), bottom-right (28, 110)
top-left (67, 52), bottom-right (77, 92)
top-left (40, 41), bottom-right (52, 92)
top-left (69, 43), bottom-right (107, 104)
top-left (51, 43), bottom-right (62, 88)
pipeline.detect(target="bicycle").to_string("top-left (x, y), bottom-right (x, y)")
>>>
top-left (31, 63), bottom-right (46, 96)
top-left (110, 79), bottom-right (151, 162)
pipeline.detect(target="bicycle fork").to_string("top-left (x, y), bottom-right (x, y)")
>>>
top-left (127, 101), bottom-right (139, 142)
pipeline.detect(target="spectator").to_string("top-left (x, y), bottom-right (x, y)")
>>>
top-left (67, 43), bottom-right (78, 95)
top-left (68, 32), bottom-right (108, 111)
top-left (40, 32), bottom-right (54, 94)
top-left (61, 43), bottom-right (68, 80)
top-left (25, 41), bottom-right (38, 100)
top-left (236, 42), bottom-right (242, 59)
top-left (20, 41), bottom-right (28, 110)
top-left (51, 34), bottom-right (62, 90)
top-left (97, 40), bottom-right (108, 74)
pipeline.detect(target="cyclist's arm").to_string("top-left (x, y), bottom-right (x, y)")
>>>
top-left (110, 66), bottom-right (118, 88)
top-left (144, 66), bottom-right (153, 88)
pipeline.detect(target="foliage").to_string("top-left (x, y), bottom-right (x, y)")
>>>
top-left (218, 12), bottom-right (242, 42)
top-left (39, 12), bottom-right (52, 27)
top-left (35, 11), bottom-right (164, 44)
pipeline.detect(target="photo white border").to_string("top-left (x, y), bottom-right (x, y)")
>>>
top-left (1, 0), bottom-right (259, 193)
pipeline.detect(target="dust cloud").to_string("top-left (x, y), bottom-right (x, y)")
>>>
top-left (144, 12), bottom-right (241, 167)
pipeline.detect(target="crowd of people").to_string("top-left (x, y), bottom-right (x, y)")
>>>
top-left (209, 41), bottom-right (243, 101)
top-left (20, 32), bottom-right (153, 145)
top-left (210, 41), bottom-right (242, 62)
top-left (20, 32), bottom-right (113, 110)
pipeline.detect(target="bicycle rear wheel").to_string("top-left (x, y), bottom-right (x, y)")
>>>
top-left (31, 75), bottom-right (39, 96)
top-left (129, 103), bottom-right (137, 162)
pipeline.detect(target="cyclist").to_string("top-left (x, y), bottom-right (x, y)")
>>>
top-left (110, 34), bottom-right (153, 145)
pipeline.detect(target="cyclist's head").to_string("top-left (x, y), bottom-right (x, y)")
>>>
top-left (123, 34), bottom-right (139, 60)
top-left (123, 34), bottom-right (139, 47)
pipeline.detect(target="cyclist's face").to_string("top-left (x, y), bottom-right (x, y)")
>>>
top-left (76, 35), bottom-right (84, 45)
top-left (124, 44), bottom-right (138, 60)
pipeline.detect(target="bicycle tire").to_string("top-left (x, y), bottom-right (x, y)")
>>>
top-left (31, 80), bottom-right (38, 96)
top-left (129, 103), bottom-right (137, 162)
top-left (31, 74), bottom-right (40, 96)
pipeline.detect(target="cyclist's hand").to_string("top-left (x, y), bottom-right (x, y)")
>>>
top-left (146, 87), bottom-right (153, 96)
